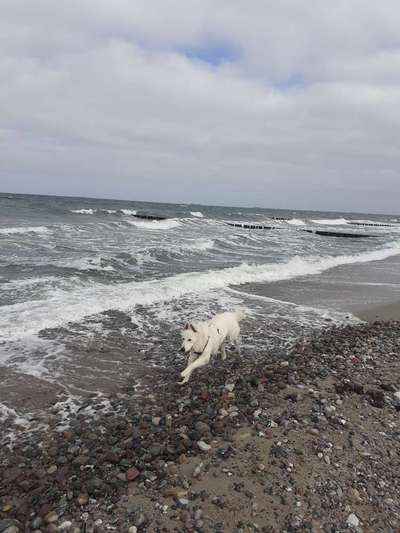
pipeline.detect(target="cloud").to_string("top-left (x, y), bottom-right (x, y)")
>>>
top-left (1, 1), bottom-right (400, 212)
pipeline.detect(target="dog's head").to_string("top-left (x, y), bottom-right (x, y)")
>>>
top-left (180, 321), bottom-right (204, 354)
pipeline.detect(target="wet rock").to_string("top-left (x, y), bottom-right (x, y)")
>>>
top-left (44, 511), bottom-right (58, 524)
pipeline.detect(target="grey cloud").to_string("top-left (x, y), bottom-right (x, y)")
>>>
top-left (1, 1), bottom-right (400, 212)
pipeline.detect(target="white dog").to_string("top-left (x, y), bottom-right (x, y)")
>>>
top-left (179, 310), bottom-right (244, 384)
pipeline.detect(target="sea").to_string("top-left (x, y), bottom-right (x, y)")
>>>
top-left (1, 193), bottom-right (400, 430)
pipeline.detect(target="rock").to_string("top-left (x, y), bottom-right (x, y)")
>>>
top-left (224, 383), bottom-right (235, 392)
top-left (197, 441), bottom-right (211, 452)
top-left (1, 505), bottom-right (12, 513)
top-left (346, 513), bottom-right (360, 528)
top-left (128, 528), bottom-right (138, 533)
top-left (0, 520), bottom-right (22, 533)
top-left (152, 416), bottom-right (161, 426)
top-left (195, 421), bottom-right (211, 435)
top-left (126, 467), bottom-right (140, 481)
top-left (77, 494), bottom-right (88, 506)
top-left (44, 511), bottom-right (59, 524)
top-left (178, 498), bottom-right (189, 506)
top-left (32, 517), bottom-right (43, 529)
top-left (393, 391), bottom-right (400, 407)
top-left (59, 521), bottom-right (73, 531)
top-left (86, 477), bottom-right (106, 496)
top-left (47, 465), bottom-right (58, 474)
top-left (165, 414), bottom-right (172, 427)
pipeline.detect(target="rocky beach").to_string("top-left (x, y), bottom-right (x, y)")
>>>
top-left (1, 317), bottom-right (399, 533)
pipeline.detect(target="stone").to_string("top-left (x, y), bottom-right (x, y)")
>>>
top-left (0, 520), bottom-right (22, 533)
top-left (128, 528), bottom-right (138, 533)
top-left (152, 416), bottom-right (161, 426)
top-left (126, 467), bottom-right (140, 481)
top-left (225, 383), bottom-right (235, 392)
top-left (197, 441), bottom-right (211, 452)
top-left (47, 465), bottom-right (58, 474)
top-left (393, 391), bottom-right (400, 407)
top-left (77, 494), bottom-right (89, 506)
top-left (195, 421), bottom-right (211, 434)
top-left (32, 517), bottom-right (43, 529)
top-left (346, 513), bottom-right (360, 528)
top-left (44, 511), bottom-right (59, 524)
top-left (59, 521), bottom-right (73, 531)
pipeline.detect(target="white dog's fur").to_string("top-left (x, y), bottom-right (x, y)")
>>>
top-left (179, 310), bottom-right (244, 384)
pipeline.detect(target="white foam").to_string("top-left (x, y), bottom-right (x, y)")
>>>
top-left (120, 209), bottom-right (137, 216)
top-left (311, 218), bottom-right (348, 225)
top-left (127, 219), bottom-right (181, 230)
top-left (0, 226), bottom-right (50, 236)
top-left (70, 209), bottom-right (95, 214)
top-left (286, 218), bottom-right (306, 226)
top-left (64, 257), bottom-right (115, 272)
top-left (186, 238), bottom-right (214, 251)
top-left (190, 211), bottom-right (204, 218)
top-left (1, 240), bottom-right (400, 342)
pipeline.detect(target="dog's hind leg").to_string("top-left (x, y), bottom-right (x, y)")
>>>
top-left (179, 350), bottom-right (211, 384)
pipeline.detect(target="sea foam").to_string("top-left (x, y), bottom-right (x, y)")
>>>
top-left (1, 240), bottom-right (400, 342)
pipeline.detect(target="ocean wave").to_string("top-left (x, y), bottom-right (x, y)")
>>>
top-left (127, 219), bottom-right (181, 230)
top-left (0, 226), bottom-right (50, 236)
top-left (190, 211), bottom-right (204, 218)
top-left (1, 240), bottom-right (400, 341)
top-left (286, 218), bottom-right (305, 226)
top-left (70, 208), bottom-right (95, 215)
top-left (311, 218), bottom-right (348, 225)
top-left (120, 209), bottom-right (137, 216)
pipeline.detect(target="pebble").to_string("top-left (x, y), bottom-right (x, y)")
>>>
top-left (197, 440), bottom-right (211, 452)
top-left (59, 521), bottom-right (73, 531)
top-left (152, 416), bottom-right (161, 426)
top-left (346, 513), bottom-right (360, 528)
top-left (393, 391), bottom-right (400, 406)
top-left (128, 527), bottom-right (138, 533)
top-left (77, 494), bottom-right (89, 506)
top-left (126, 467), bottom-right (140, 481)
top-left (225, 383), bottom-right (235, 392)
top-left (44, 512), bottom-right (59, 524)
top-left (47, 465), bottom-right (58, 474)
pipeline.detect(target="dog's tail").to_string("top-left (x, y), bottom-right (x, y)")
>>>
top-left (234, 309), bottom-right (245, 322)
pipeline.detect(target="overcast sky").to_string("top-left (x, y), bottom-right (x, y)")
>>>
top-left (1, 1), bottom-right (400, 213)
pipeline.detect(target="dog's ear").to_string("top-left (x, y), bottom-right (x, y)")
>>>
top-left (184, 322), bottom-right (190, 330)
top-left (189, 322), bottom-right (197, 333)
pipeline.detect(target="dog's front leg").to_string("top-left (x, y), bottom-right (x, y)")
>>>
top-left (187, 351), bottom-right (197, 366)
top-left (179, 349), bottom-right (211, 384)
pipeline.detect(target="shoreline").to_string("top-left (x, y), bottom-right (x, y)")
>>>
top-left (353, 300), bottom-right (400, 322)
top-left (1, 320), bottom-right (399, 532)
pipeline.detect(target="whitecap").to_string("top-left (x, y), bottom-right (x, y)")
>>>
top-left (1, 240), bottom-right (400, 341)
top-left (120, 209), bottom-right (137, 216)
top-left (190, 211), bottom-right (204, 218)
top-left (70, 208), bottom-right (95, 215)
top-left (127, 219), bottom-right (181, 230)
top-left (311, 218), bottom-right (348, 225)
top-left (286, 218), bottom-right (305, 226)
top-left (0, 226), bottom-right (50, 235)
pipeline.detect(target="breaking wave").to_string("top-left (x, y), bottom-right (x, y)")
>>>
top-left (1, 240), bottom-right (399, 341)
top-left (0, 226), bottom-right (50, 236)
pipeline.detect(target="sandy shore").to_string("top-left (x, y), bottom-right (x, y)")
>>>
top-left (354, 301), bottom-right (400, 322)
top-left (1, 321), bottom-right (399, 532)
